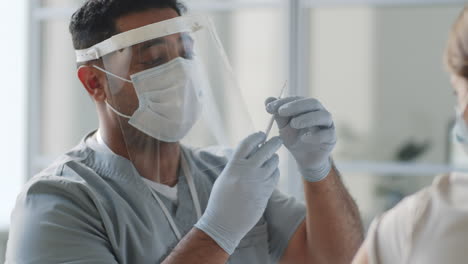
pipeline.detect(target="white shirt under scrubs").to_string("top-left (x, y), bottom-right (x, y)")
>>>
top-left (5, 131), bottom-right (306, 264)
top-left (365, 173), bottom-right (468, 264)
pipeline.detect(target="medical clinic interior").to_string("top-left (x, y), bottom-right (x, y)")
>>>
top-left (2, 0), bottom-right (468, 263)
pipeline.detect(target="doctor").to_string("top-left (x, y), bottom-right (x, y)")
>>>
top-left (6, 0), bottom-right (363, 263)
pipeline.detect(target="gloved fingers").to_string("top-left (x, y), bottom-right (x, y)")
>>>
top-left (234, 132), bottom-right (267, 160)
top-left (250, 136), bottom-right (283, 166)
top-left (265, 97), bottom-right (291, 129)
top-left (274, 116), bottom-right (291, 130)
top-left (265, 97), bottom-right (277, 107)
top-left (266, 168), bottom-right (281, 187)
top-left (265, 97), bottom-right (302, 115)
top-left (272, 115), bottom-right (290, 130)
top-left (261, 153), bottom-right (280, 173)
top-left (278, 98), bottom-right (323, 117)
top-left (290, 110), bottom-right (333, 129)
top-left (301, 127), bottom-right (337, 145)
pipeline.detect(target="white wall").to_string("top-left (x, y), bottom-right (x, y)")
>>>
top-left (309, 5), bottom-right (462, 222)
top-left (41, 19), bottom-right (97, 160)
top-left (0, 0), bottom-right (27, 260)
top-left (0, 0), bottom-right (27, 230)
top-left (306, 0), bottom-right (464, 6)
top-left (372, 6), bottom-right (458, 163)
top-left (311, 7), bottom-right (376, 160)
top-left (310, 6), bottom-right (379, 221)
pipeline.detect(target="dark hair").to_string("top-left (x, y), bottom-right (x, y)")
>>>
top-left (69, 0), bottom-right (186, 51)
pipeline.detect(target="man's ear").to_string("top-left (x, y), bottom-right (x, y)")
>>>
top-left (77, 65), bottom-right (107, 102)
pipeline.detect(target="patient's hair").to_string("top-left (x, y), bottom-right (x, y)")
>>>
top-left (69, 0), bottom-right (186, 51)
top-left (445, 6), bottom-right (468, 78)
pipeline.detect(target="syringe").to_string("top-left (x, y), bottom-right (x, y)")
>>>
top-left (264, 81), bottom-right (288, 140)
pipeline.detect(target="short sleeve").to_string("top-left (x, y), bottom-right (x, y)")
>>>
top-left (264, 189), bottom-right (306, 263)
top-left (366, 189), bottom-right (430, 264)
top-left (5, 177), bottom-right (118, 264)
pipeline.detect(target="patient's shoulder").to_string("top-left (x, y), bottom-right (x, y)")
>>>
top-left (367, 173), bottom-right (468, 264)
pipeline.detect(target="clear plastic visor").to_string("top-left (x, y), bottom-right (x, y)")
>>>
top-left (97, 16), bottom-right (255, 184)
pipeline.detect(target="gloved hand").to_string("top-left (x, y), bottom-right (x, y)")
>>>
top-left (265, 97), bottom-right (336, 182)
top-left (195, 132), bottom-right (282, 255)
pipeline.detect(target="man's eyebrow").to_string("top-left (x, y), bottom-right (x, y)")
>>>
top-left (138, 38), bottom-right (166, 51)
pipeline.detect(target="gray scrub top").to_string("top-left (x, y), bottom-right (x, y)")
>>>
top-left (5, 131), bottom-right (306, 264)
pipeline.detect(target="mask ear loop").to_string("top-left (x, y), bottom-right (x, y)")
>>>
top-left (92, 65), bottom-right (133, 84)
top-left (76, 64), bottom-right (132, 84)
top-left (77, 65), bottom-right (133, 119)
top-left (105, 101), bottom-right (132, 119)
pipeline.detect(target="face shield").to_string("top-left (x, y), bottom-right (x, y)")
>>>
top-left (76, 15), bottom-right (255, 184)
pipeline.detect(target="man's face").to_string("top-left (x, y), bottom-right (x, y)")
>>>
top-left (103, 7), bottom-right (194, 117)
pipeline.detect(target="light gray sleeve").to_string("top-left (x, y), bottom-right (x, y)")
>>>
top-left (264, 189), bottom-right (306, 263)
top-left (5, 177), bottom-right (118, 264)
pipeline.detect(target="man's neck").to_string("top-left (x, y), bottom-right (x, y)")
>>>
top-left (99, 127), bottom-right (181, 187)
top-left (133, 142), bottom-right (181, 187)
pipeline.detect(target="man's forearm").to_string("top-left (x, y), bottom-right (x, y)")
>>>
top-left (303, 165), bottom-right (364, 264)
top-left (162, 228), bottom-right (229, 264)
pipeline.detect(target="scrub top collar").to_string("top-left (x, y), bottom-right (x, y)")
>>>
top-left (82, 130), bottom-right (202, 239)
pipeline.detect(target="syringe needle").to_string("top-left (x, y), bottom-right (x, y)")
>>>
top-left (264, 81), bottom-right (288, 139)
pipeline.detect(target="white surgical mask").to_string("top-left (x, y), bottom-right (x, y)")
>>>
top-left (96, 57), bottom-right (203, 142)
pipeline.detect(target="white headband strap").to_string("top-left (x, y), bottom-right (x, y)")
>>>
top-left (75, 15), bottom-right (207, 63)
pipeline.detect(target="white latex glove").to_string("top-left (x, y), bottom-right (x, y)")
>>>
top-left (195, 132), bottom-right (282, 255)
top-left (265, 97), bottom-right (336, 182)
